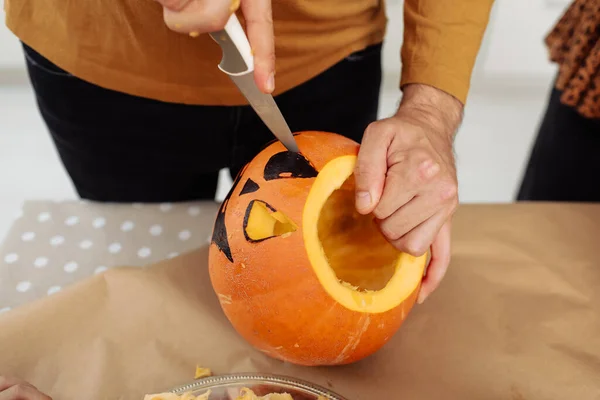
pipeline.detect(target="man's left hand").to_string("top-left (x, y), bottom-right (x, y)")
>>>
top-left (354, 83), bottom-right (463, 304)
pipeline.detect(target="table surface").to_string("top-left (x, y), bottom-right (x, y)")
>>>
top-left (1, 201), bottom-right (600, 400)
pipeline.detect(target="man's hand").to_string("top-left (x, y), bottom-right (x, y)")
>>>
top-left (157, 0), bottom-right (275, 94)
top-left (354, 84), bottom-right (463, 304)
top-left (0, 376), bottom-right (52, 400)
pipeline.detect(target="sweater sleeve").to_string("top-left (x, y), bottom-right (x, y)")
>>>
top-left (400, 0), bottom-right (495, 104)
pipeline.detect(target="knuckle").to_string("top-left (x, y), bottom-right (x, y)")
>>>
top-left (438, 180), bottom-right (458, 201)
top-left (378, 220), bottom-right (400, 241)
top-left (362, 122), bottom-right (380, 139)
top-left (365, 120), bottom-right (394, 140)
top-left (382, 127), bottom-right (398, 141)
top-left (372, 206), bottom-right (388, 221)
top-left (416, 133), bottom-right (430, 147)
top-left (260, 11), bottom-right (274, 24)
top-left (401, 238), bottom-right (427, 257)
top-left (256, 52), bottom-right (276, 67)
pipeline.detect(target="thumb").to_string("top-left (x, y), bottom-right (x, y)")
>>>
top-left (354, 124), bottom-right (392, 215)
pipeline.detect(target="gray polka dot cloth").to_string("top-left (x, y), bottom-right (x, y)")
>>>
top-left (0, 200), bottom-right (218, 313)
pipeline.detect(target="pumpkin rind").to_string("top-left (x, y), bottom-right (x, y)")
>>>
top-left (208, 131), bottom-right (427, 366)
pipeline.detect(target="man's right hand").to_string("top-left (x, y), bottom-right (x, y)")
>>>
top-left (0, 376), bottom-right (52, 400)
top-left (156, 0), bottom-right (275, 94)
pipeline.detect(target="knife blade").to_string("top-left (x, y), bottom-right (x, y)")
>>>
top-left (209, 16), bottom-right (299, 153)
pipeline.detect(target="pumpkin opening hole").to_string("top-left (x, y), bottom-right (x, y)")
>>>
top-left (244, 200), bottom-right (297, 242)
top-left (317, 175), bottom-right (400, 292)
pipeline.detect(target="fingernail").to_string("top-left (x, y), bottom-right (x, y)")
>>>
top-left (266, 72), bottom-right (275, 93)
top-left (189, 31), bottom-right (200, 38)
top-left (417, 293), bottom-right (426, 304)
top-left (356, 191), bottom-right (372, 211)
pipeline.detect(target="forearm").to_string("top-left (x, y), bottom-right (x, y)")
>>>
top-left (400, 0), bottom-right (495, 105)
top-left (396, 83), bottom-right (463, 147)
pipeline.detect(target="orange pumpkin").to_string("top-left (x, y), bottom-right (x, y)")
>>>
top-left (208, 131), bottom-right (427, 366)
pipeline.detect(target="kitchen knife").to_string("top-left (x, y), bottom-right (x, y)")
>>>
top-left (209, 15), bottom-right (299, 153)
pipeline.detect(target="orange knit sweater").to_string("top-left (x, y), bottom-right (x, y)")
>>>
top-left (4, 0), bottom-right (494, 106)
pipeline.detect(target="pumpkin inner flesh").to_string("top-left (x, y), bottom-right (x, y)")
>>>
top-left (303, 155), bottom-right (427, 314)
top-left (244, 200), bottom-right (297, 241)
top-left (317, 174), bottom-right (398, 292)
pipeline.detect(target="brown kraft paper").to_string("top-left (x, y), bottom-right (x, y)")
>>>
top-left (0, 203), bottom-right (599, 399)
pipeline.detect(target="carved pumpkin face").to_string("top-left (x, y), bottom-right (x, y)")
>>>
top-left (208, 131), bottom-right (427, 366)
top-left (210, 147), bottom-right (318, 263)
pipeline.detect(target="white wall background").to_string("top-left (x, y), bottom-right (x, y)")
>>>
top-left (380, 0), bottom-right (571, 97)
top-left (481, 0), bottom-right (571, 80)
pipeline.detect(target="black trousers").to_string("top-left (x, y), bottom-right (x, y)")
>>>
top-left (23, 42), bottom-right (382, 202)
top-left (517, 85), bottom-right (600, 202)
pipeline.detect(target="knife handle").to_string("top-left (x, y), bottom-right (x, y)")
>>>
top-left (210, 14), bottom-right (254, 75)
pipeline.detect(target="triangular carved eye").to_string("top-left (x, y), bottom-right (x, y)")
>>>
top-left (243, 200), bottom-right (297, 242)
top-left (263, 151), bottom-right (318, 181)
top-left (239, 178), bottom-right (260, 195)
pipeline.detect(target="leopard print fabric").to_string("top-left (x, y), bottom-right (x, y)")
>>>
top-left (546, 0), bottom-right (600, 119)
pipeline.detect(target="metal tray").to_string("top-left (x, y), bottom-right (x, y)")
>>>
top-left (169, 373), bottom-right (348, 400)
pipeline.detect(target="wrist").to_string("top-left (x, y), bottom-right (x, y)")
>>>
top-left (396, 83), bottom-right (464, 142)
